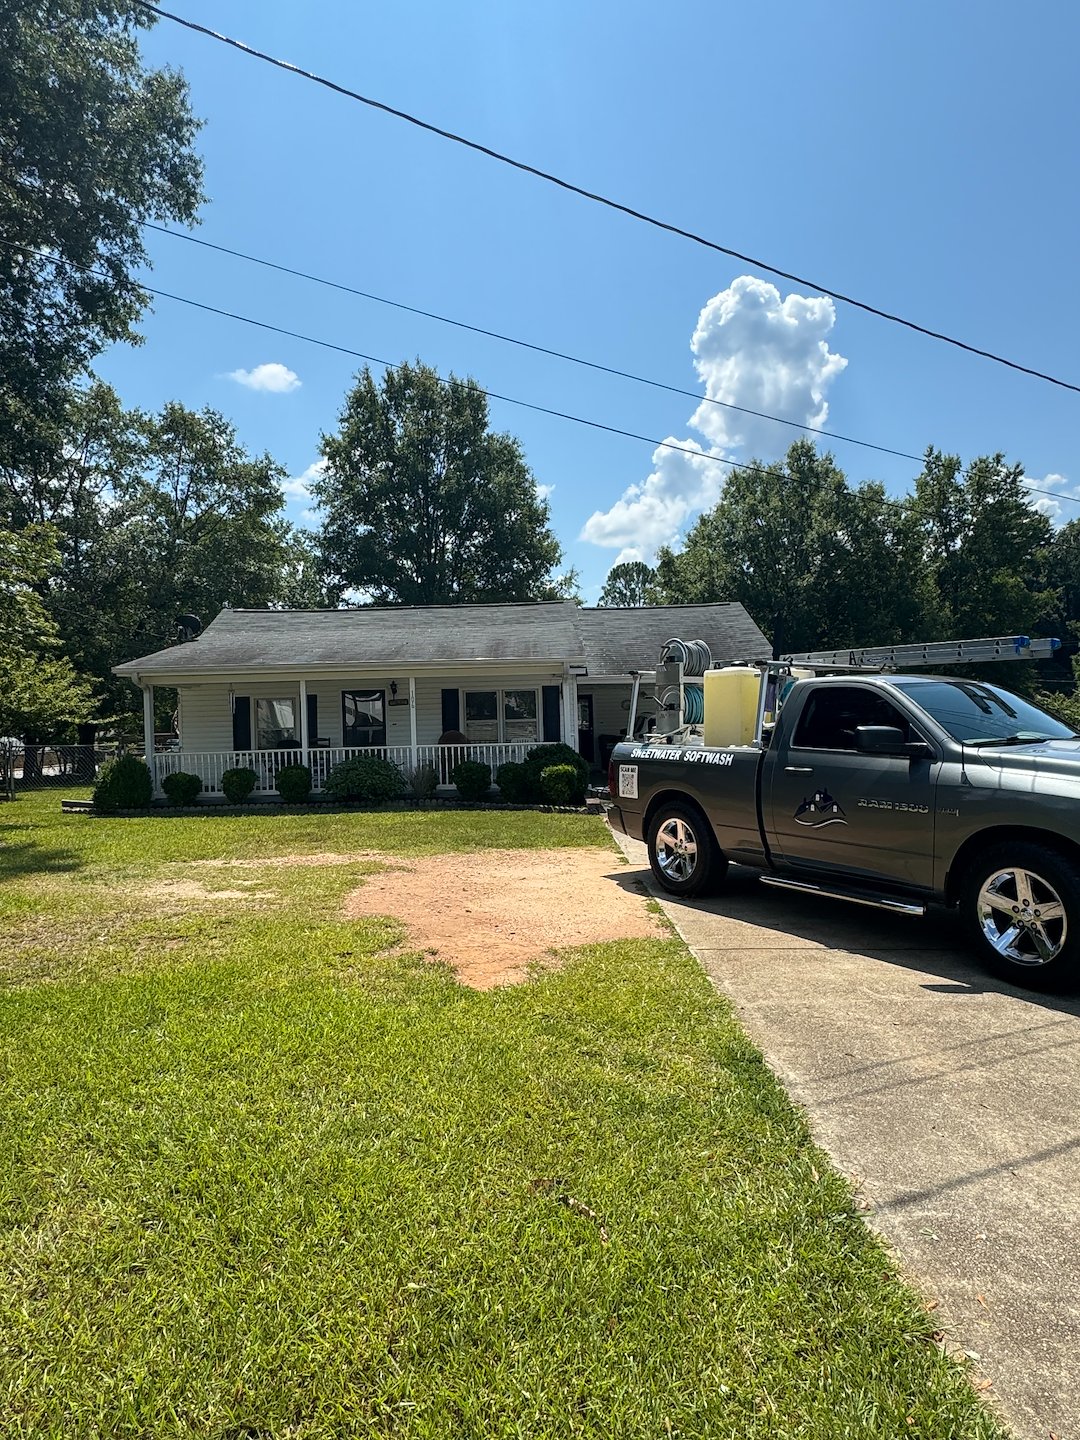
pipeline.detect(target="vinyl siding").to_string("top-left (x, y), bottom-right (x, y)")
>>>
top-left (177, 666), bottom-right (563, 753)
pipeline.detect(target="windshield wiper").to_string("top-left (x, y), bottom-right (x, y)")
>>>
top-left (965, 736), bottom-right (1056, 748)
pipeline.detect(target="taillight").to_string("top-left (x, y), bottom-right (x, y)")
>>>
top-left (607, 757), bottom-right (616, 796)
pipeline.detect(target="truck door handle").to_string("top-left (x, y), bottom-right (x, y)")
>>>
top-left (785, 765), bottom-right (814, 773)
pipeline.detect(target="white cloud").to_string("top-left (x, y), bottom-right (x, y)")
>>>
top-left (580, 275), bottom-right (847, 558)
top-left (282, 458), bottom-right (326, 501)
top-left (536, 482), bottom-right (556, 501)
top-left (613, 547), bottom-right (645, 566)
top-left (228, 362), bottom-right (301, 393)
top-left (1023, 472), bottom-right (1075, 525)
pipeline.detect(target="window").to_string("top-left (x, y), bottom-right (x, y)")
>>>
top-left (256, 698), bottom-right (297, 750)
top-left (464, 688), bottom-right (540, 744)
top-left (891, 680), bottom-right (1075, 745)
top-left (792, 686), bottom-right (912, 752)
top-left (342, 690), bottom-right (386, 748)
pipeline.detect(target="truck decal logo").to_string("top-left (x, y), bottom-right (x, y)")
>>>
top-left (794, 789), bottom-right (847, 828)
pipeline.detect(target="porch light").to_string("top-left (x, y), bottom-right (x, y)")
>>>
top-left (390, 680), bottom-right (398, 698)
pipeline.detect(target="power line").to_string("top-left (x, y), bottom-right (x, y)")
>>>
top-left (137, 1), bottom-right (1080, 399)
top-left (5, 234), bottom-right (1077, 509)
top-left (145, 222), bottom-right (925, 466)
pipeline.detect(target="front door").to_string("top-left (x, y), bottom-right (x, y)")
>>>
top-left (577, 694), bottom-right (595, 763)
top-left (766, 683), bottom-right (940, 890)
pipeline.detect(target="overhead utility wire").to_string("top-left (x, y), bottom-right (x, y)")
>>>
top-left (8, 237), bottom-right (1077, 509)
top-left (145, 223), bottom-right (923, 465)
top-left (138, 1), bottom-right (1080, 399)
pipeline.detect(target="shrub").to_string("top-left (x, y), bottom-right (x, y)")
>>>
top-left (161, 770), bottom-right (202, 808)
top-left (539, 764), bottom-right (579, 805)
top-left (406, 762), bottom-right (438, 803)
top-left (523, 742), bottom-right (587, 802)
top-left (451, 758), bottom-right (491, 802)
top-left (221, 766), bottom-right (258, 804)
top-left (495, 760), bottom-right (534, 803)
top-left (275, 763), bottom-right (312, 804)
top-left (324, 755), bottom-right (405, 803)
top-left (92, 753), bottom-right (153, 812)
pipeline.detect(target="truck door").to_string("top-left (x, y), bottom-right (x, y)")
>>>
top-left (766, 684), bottom-right (939, 890)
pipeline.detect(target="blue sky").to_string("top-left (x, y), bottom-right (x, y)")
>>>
top-left (98, 0), bottom-right (1080, 601)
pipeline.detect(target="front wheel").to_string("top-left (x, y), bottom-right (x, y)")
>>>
top-left (646, 802), bottom-right (727, 898)
top-left (962, 842), bottom-right (1080, 989)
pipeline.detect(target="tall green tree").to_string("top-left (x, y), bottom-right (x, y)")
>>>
top-left (1, 2), bottom-right (203, 480)
top-left (908, 449), bottom-right (1056, 638)
top-left (0, 526), bottom-right (95, 741)
top-left (599, 560), bottom-right (656, 607)
top-left (315, 362), bottom-right (562, 605)
top-left (655, 440), bottom-right (923, 655)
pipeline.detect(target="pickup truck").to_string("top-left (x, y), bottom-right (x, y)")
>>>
top-left (607, 672), bottom-right (1080, 988)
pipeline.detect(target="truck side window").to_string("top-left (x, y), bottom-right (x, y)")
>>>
top-left (793, 687), bottom-right (911, 751)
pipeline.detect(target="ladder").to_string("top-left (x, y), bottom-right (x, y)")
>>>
top-left (781, 634), bottom-right (1062, 671)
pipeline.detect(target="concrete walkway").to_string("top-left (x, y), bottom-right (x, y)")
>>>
top-left (613, 832), bottom-right (1080, 1440)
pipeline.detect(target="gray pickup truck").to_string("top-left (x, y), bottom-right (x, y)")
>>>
top-left (607, 673), bottom-right (1080, 988)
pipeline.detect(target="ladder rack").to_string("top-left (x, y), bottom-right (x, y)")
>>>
top-left (781, 634), bottom-right (1061, 671)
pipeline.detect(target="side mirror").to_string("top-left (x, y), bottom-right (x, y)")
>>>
top-left (856, 725), bottom-right (908, 755)
top-left (856, 726), bottom-right (932, 759)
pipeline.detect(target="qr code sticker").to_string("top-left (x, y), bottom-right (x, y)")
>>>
top-left (618, 765), bottom-right (638, 800)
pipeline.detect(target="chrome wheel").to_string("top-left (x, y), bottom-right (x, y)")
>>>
top-left (977, 866), bottom-right (1067, 967)
top-left (655, 816), bottom-right (699, 883)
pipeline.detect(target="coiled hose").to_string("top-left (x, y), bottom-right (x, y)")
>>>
top-left (659, 683), bottom-right (704, 724)
top-left (660, 637), bottom-right (712, 676)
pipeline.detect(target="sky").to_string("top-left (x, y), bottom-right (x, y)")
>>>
top-left (97, 0), bottom-right (1080, 602)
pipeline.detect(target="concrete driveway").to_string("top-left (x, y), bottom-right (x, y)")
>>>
top-left (614, 832), bottom-right (1080, 1440)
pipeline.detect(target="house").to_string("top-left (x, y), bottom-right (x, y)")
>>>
top-left (113, 601), bottom-right (771, 797)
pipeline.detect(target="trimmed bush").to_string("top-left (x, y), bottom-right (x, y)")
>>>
top-left (406, 762), bottom-right (438, 803)
top-left (221, 766), bottom-right (258, 805)
top-left (523, 742), bottom-right (588, 802)
top-left (92, 753), bottom-right (153, 812)
top-left (495, 760), bottom-right (534, 804)
top-left (324, 755), bottom-right (405, 803)
top-left (451, 759), bottom-right (491, 802)
top-left (275, 763), bottom-right (312, 804)
top-left (539, 764), bottom-right (579, 805)
top-left (161, 770), bottom-right (203, 808)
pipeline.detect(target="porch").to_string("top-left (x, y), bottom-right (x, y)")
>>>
top-left (155, 741), bottom-right (535, 798)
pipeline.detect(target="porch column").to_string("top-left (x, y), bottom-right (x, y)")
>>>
top-left (299, 677), bottom-right (309, 768)
top-left (142, 683), bottom-right (159, 797)
top-left (408, 675), bottom-right (418, 770)
top-left (561, 675), bottom-right (577, 752)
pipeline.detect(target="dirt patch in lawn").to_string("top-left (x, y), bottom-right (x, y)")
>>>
top-left (342, 846), bottom-right (662, 989)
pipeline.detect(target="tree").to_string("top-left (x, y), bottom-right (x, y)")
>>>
top-left (0, 526), bottom-right (95, 741)
top-left (654, 440), bottom-right (924, 655)
top-left (908, 449), bottom-right (1056, 639)
top-left (0, 1), bottom-right (203, 479)
top-left (314, 362), bottom-right (562, 604)
top-left (598, 560), bottom-right (656, 607)
top-left (12, 396), bottom-right (298, 718)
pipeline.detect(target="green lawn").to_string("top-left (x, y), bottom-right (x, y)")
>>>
top-left (0, 793), bottom-right (1004, 1439)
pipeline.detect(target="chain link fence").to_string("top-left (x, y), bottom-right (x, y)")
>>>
top-left (0, 743), bottom-right (137, 797)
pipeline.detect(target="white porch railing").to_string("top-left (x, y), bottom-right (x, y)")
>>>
top-left (156, 743), bottom-right (536, 796)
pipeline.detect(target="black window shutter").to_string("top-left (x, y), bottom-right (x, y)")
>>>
top-left (306, 693), bottom-right (318, 742)
top-left (542, 686), bottom-right (561, 742)
top-left (441, 688), bottom-right (460, 734)
top-left (232, 696), bottom-right (251, 750)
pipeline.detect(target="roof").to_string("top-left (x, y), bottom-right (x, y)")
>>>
top-left (114, 602), bottom-right (585, 678)
top-left (576, 603), bottom-right (772, 675)
top-left (113, 600), bottom-right (772, 679)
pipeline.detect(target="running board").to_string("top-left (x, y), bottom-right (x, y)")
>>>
top-left (759, 875), bottom-right (926, 916)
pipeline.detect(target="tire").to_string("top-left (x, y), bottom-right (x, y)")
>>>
top-left (646, 801), bottom-right (727, 898)
top-left (962, 841), bottom-right (1080, 989)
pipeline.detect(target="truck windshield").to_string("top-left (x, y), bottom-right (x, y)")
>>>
top-left (890, 680), bottom-right (1076, 745)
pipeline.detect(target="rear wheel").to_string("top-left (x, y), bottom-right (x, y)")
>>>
top-left (647, 802), bottom-right (727, 898)
top-left (962, 841), bottom-right (1080, 988)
